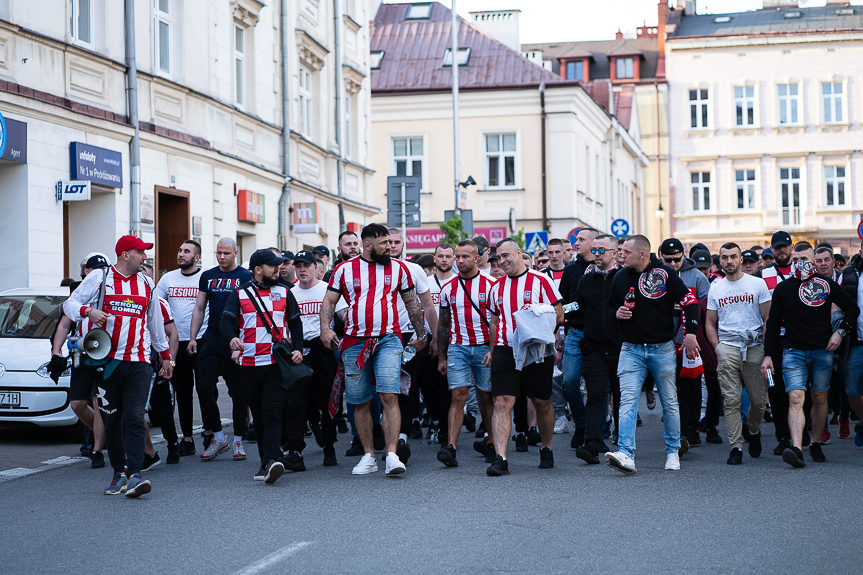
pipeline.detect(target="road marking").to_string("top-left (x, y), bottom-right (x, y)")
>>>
top-left (230, 542), bottom-right (313, 575)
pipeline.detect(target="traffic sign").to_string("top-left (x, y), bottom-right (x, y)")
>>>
top-left (525, 231), bottom-right (548, 254)
top-left (857, 220), bottom-right (863, 241)
top-left (444, 209), bottom-right (473, 236)
top-left (567, 228), bottom-right (583, 247)
top-left (611, 219), bottom-right (630, 238)
top-left (387, 176), bottom-right (422, 229)
top-left (0, 110), bottom-right (7, 157)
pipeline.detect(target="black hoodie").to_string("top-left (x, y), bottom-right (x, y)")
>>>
top-left (574, 265), bottom-right (621, 352)
top-left (558, 254), bottom-right (593, 332)
top-left (609, 256), bottom-right (699, 345)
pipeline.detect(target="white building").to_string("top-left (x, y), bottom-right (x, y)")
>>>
top-left (0, 0), bottom-right (376, 290)
top-left (666, 1), bottom-right (863, 255)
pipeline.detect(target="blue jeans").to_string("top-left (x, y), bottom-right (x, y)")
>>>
top-left (843, 345), bottom-right (863, 397)
top-left (341, 334), bottom-right (403, 404)
top-left (562, 329), bottom-right (586, 429)
top-left (446, 344), bottom-right (491, 392)
top-left (782, 348), bottom-right (833, 393)
top-left (617, 341), bottom-right (680, 459)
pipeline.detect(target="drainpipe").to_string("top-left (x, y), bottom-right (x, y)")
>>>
top-left (540, 83), bottom-right (548, 231)
top-left (278, 0), bottom-right (291, 250)
top-left (125, 0), bottom-right (141, 238)
top-left (334, 0), bottom-right (345, 232)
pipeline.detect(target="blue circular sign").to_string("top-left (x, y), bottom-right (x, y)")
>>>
top-left (857, 220), bottom-right (863, 242)
top-left (0, 110), bottom-right (7, 158)
top-left (611, 219), bottom-right (630, 238)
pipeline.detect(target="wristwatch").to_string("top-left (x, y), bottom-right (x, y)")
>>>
top-left (836, 328), bottom-right (847, 338)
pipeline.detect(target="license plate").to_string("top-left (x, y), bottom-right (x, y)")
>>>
top-left (0, 392), bottom-right (21, 407)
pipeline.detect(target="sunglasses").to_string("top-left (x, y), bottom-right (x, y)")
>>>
top-left (477, 249), bottom-right (486, 256)
top-left (662, 255), bottom-right (683, 264)
top-left (590, 248), bottom-right (611, 255)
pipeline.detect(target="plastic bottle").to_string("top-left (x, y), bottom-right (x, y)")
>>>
top-left (624, 287), bottom-right (636, 310)
top-left (402, 345), bottom-right (416, 364)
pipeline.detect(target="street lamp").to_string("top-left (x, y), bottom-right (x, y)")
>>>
top-left (655, 202), bottom-right (665, 220)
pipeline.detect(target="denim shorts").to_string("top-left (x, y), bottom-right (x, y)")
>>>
top-left (446, 344), bottom-right (491, 392)
top-left (844, 344), bottom-right (863, 397)
top-left (341, 334), bottom-right (403, 404)
top-left (781, 348), bottom-right (834, 393)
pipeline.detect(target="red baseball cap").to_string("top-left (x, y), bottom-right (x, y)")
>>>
top-left (115, 235), bottom-right (154, 255)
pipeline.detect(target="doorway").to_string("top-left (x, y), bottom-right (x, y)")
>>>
top-left (155, 186), bottom-right (190, 278)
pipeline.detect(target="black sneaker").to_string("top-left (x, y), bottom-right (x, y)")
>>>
top-left (345, 436), bottom-right (364, 457)
top-left (636, 413), bottom-right (643, 427)
top-left (142, 451), bottom-right (161, 472)
top-left (570, 427), bottom-right (585, 449)
top-left (678, 437), bottom-right (690, 456)
top-left (486, 455), bottom-right (509, 476)
top-left (323, 445), bottom-right (337, 467)
top-left (410, 420), bottom-right (423, 440)
top-left (484, 443), bottom-right (497, 464)
top-left (437, 445), bottom-right (458, 467)
top-left (475, 421), bottom-right (486, 438)
top-left (773, 438), bottom-right (792, 456)
top-left (80, 427), bottom-right (94, 457)
top-left (396, 438), bottom-right (411, 465)
top-left (425, 424), bottom-right (438, 440)
top-left (245, 423), bottom-right (257, 443)
top-left (464, 412), bottom-right (477, 433)
top-left (645, 388), bottom-right (656, 410)
top-left (687, 431), bottom-right (702, 446)
top-left (596, 440), bottom-right (610, 453)
top-left (538, 447), bottom-right (554, 469)
top-left (474, 439), bottom-right (489, 455)
top-left (254, 464), bottom-right (268, 481)
top-left (373, 425), bottom-right (385, 451)
top-left (782, 446), bottom-right (806, 468)
top-left (763, 405), bottom-right (773, 422)
top-left (809, 442), bottom-right (826, 462)
top-left (178, 439), bottom-right (196, 456)
top-left (514, 433), bottom-right (528, 452)
top-left (421, 414), bottom-right (431, 428)
top-left (727, 448), bottom-right (743, 465)
top-left (575, 443), bottom-right (600, 464)
top-left (741, 418), bottom-right (752, 442)
top-left (310, 423), bottom-right (324, 448)
top-left (337, 418), bottom-right (349, 434)
top-left (90, 451), bottom-right (105, 469)
top-left (202, 434), bottom-right (214, 451)
top-left (166, 444), bottom-right (180, 465)
top-left (748, 431), bottom-right (762, 458)
top-left (284, 452), bottom-right (306, 472)
top-left (265, 460), bottom-right (285, 484)
top-left (705, 428), bottom-right (723, 444)
top-left (526, 426), bottom-right (541, 446)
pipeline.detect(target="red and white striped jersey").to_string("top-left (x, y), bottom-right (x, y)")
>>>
top-left (328, 257), bottom-right (414, 338)
top-left (144, 297), bottom-right (175, 350)
top-left (758, 264), bottom-right (792, 295)
top-left (64, 266), bottom-right (168, 362)
top-left (543, 267), bottom-right (566, 289)
top-left (237, 285), bottom-right (289, 366)
top-left (439, 273), bottom-right (494, 346)
top-left (488, 269), bottom-right (562, 347)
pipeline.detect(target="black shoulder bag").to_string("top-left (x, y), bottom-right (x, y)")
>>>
top-left (243, 286), bottom-right (314, 392)
top-left (458, 277), bottom-right (490, 328)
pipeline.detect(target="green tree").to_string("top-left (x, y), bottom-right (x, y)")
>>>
top-left (438, 214), bottom-right (469, 246)
top-left (512, 228), bottom-right (526, 250)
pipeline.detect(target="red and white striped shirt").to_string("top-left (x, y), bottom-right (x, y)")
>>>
top-left (237, 285), bottom-right (289, 366)
top-left (64, 266), bottom-right (168, 362)
top-left (489, 269), bottom-right (562, 347)
top-left (758, 264), bottom-right (792, 295)
top-left (439, 273), bottom-right (494, 346)
top-left (328, 257), bottom-right (414, 338)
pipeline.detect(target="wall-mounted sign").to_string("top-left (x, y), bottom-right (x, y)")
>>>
top-left (406, 226), bottom-right (507, 250)
top-left (0, 113), bottom-right (27, 163)
top-left (56, 180), bottom-right (92, 202)
top-left (192, 216), bottom-right (202, 236)
top-left (70, 142), bottom-right (123, 187)
top-left (292, 202), bottom-right (319, 234)
top-left (238, 189), bottom-right (265, 223)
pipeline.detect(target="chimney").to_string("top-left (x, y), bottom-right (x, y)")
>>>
top-left (657, 0), bottom-right (667, 79)
top-left (615, 28), bottom-right (624, 39)
top-left (762, 0), bottom-right (798, 7)
top-left (684, 0), bottom-right (696, 16)
top-left (469, 9), bottom-right (521, 53)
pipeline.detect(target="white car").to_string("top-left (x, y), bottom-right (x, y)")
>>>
top-left (0, 287), bottom-right (77, 429)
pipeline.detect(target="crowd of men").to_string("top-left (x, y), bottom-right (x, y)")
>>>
top-left (51, 223), bottom-right (863, 495)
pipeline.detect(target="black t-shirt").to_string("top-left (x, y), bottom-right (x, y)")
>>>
top-left (199, 265), bottom-right (253, 336)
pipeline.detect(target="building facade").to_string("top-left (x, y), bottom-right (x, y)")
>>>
top-left (666, 1), bottom-right (863, 255)
top-left (0, 0), bottom-right (376, 291)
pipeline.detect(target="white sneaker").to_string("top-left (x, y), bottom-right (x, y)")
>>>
top-left (604, 451), bottom-right (637, 475)
top-left (352, 453), bottom-right (378, 475)
top-left (232, 440), bottom-right (246, 461)
top-left (553, 416), bottom-right (569, 434)
top-left (665, 453), bottom-right (680, 471)
top-left (200, 439), bottom-right (229, 461)
top-left (385, 452), bottom-right (406, 476)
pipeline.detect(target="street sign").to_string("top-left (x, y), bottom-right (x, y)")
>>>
top-left (567, 227), bottom-right (583, 246)
top-left (611, 218), bottom-right (630, 238)
top-left (56, 180), bottom-right (92, 202)
top-left (444, 209), bottom-right (473, 236)
top-left (0, 110), bottom-right (7, 157)
top-left (387, 210), bottom-right (420, 228)
top-left (525, 231), bottom-right (548, 254)
top-left (857, 220), bottom-right (863, 242)
top-left (387, 175), bottom-right (422, 230)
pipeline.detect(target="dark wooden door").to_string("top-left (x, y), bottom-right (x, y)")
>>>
top-left (155, 186), bottom-right (190, 278)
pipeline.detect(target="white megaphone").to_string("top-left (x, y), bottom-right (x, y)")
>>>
top-left (81, 328), bottom-right (112, 360)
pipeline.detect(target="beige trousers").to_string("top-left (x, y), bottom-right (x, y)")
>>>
top-left (716, 343), bottom-right (767, 450)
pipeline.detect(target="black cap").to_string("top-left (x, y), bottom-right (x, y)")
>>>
top-left (313, 245), bottom-right (330, 258)
top-left (472, 236), bottom-right (490, 251)
top-left (834, 254), bottom-right (847, 265)
top-left (658, 238), bottom-right (684, 255)
top-left (281, 251), bottom-right (295, 261)
top-left (488, 253), bottom-right (500, 262)
top-left (292, 250), bottom-right (317, 265)
top-left (689, 243), bottom-right (710, 258)
top-left (771, 231), bottom-right (792, 248)
top-left (85, 254), bottom-right (109, 269)
top-left (762, 248), bottom-right (773, 258)
top-left (692, 250), bottom-right (711, 269)
top-left (741, 250), bottom-right (759, 263)
top-left (249, 249), bottom-right (286, 268)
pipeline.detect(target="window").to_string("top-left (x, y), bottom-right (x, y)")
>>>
top-left (299, 67), bottom-right (313, 137)
top-left (689, 89), bottom-right (709, 128)
top-left (615, 57), bottom-right (633, 79)
top-left (780, 168), bottom-right (801, 226)
top-left (485, 134), bottom-right (516, 188)
top-left (690, 172), bottom-right (710, 211)
top-left (443, 47), bottom-right (471, 67)
top-left (370, 51), bottom-right (384, 69)
top-left (822, 82), bottom-right (843, 124)
top-left (344, 95), bottom-right (352, 160)
top-left (566, 61), bottom-right (583, 81)
top-left (735, 170), bottom-right (756, 209)
top-left (393, 138), bottom-right (423, 184)
top-left (155, 0), bottom-right (171, 75)
top-left (234, 26), bottom-right (244, 106)
top-left (778, 83), bottom-right (800, 125)
top-left (734, 86), bottom-right (755, 126)
top-left (71, 0), bottom-right (92, 45)
top-left (406, 3), bottom-right (431, 19)
top-left (824, 166), bottom-right (846, 206)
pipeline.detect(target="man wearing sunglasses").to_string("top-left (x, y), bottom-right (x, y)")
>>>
top-left (472, 236), bottom-right (492, 277)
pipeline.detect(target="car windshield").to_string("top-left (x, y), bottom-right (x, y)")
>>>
top-left (0, 295), bottom-right (66, 339)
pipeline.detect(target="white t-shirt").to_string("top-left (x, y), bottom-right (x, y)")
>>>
top-left (707, 274), bottom-right (771, 344)
top-left (396, 259), bottom-right (430, 334)
top-left (427, 272), bottom-right (454, 333)
top-left (292, 281), bottom-right (346, 342)
top-left (478, 267), bottom-right (492, 278)
top-left (154, 268), bottom-right (208, 341)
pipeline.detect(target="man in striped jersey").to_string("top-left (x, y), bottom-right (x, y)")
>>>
top-left (436, 239), bottom-right (495, 468)
top-left (320, 224), bottom-right (426, 477)
top-left (65, 235), bottom-right (173, 498)
top-left (486, 238), bottom-right (564, 476)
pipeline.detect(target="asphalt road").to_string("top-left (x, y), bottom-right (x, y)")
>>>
top-left (1, 398), bottom-right (862, 575)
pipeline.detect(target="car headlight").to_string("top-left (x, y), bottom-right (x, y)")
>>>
top-left (36, 362), bottom-right (72, 378)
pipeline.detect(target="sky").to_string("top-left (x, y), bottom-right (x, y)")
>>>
top-left (383, 0), bottom-right (863, 43)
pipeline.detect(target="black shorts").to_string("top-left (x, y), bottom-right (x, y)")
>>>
top-left (69, 365), bottom-right (96, 401)
top-left (490, 346), bottom-right (553, 400)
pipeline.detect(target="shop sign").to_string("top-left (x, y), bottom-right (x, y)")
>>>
top-left (56, 180), bottom-right (92, 202)
top-left (70, 142), bottom-right (123, 187)
top-left (405, 226), bottom-right (507, 250)
top-left (0, 113), bottom-right (27, 163)
top-left (238, 189), bottom-right (265, 223)
top-left (292, 202), bottom-right (319, 234)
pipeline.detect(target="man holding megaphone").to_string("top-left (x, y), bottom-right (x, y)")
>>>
top-left (64, 235), bottom-right (173, 498)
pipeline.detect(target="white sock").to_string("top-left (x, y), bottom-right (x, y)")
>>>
top-left (234, 436), bottom-right (243, 444)
top-left (399, 433), bottom-right (408, 442)
top-left (214, 431), bottom-right (226, 443)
